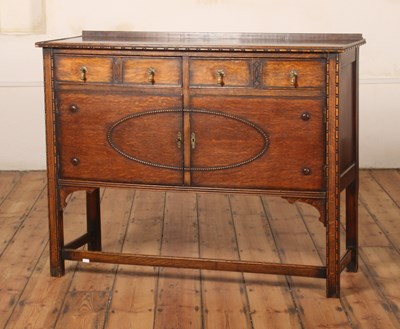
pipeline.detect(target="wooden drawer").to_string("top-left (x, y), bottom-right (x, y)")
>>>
top-left (190, 59), bottom-right (251, 87)
top-left (54, 55), bottom-right (113, 83)
top-left (123, 57), bottom-right (182, 86)
top-left (262, 60), bottom-right (325, 88)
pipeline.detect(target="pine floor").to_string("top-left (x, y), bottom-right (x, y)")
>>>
top-left (0, 170), bottom-right (399, 329)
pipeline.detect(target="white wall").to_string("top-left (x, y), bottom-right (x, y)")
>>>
top-left (1, 0), bottom-right (399, 169)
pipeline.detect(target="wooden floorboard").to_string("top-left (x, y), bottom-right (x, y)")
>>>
top-left (0, 170), bottom-right (399, 329)
top-left (105, 190), bottom-right (163, 328)
top-left (263, 196), bottom-right (351, 329)
top-left (198, 193), bottom-right (251, 329)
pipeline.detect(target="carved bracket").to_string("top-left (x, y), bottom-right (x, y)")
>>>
top-left (283, 197), bottom-right (327, 226)
top-left (58, 186), bottom-right (98, 210)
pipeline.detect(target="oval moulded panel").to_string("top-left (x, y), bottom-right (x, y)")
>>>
top-left (107, 109), bottom-right (183, 170)
top-left (107, 109), bottom-right (269, 171)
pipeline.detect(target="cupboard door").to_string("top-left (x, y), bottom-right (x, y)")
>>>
top-left (57, 91), bottom-right (183, 185)
top-left (189, 96), bottom-right (325, 191)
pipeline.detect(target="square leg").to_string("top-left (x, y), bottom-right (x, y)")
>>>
top-left (86, 188), bottom-right (102, 251)
top-left (346, 181), bottom-right (358, 272)
top-left (48, 192), bottom-right (65, 277)
top-left (326, 197), bottom-right (341, 298)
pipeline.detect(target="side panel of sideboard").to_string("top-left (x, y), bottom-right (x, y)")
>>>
top-left (339, 48), bottom-right (360, 273)
top-left (339, 48), bottom-right (359, 191)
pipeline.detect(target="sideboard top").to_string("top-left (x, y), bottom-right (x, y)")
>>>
top-left (36, 30), bottom-right (366, 53)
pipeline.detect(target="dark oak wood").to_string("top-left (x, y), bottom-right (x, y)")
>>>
top-left (86, 189), bottom-right (101, 251)
top-left (189, 96), bottom-right (325, 190)
top-left (262, 59), bottom-right (325, 88)
top-left (36, 30), bottom-right (365, 298)
top-left (62, 249), bottom-right (327, 278)
top-left (37, 31), bottom-right (365, 52)
top-left (190, 58), bottom-right (251, 87)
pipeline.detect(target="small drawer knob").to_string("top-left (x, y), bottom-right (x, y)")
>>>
top-left (71, 157), bottom-right (80, 166)
top-left (80, 66), bottom-right (88, 81)
top-left (147, 67), bottom-right (156, 84)
top-left (216, 69), bottom-right (225, 86)
top-left (70, 104), bottom-right (79, 113)
top-left (301, 112), bottom-right (310, 121)
top-left (289, 70), bottom-right (298, 87)
top-left (302, 167), bottom-right (312, 175)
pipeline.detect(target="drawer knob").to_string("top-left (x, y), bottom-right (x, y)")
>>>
top-left (301, 112), bottom-right (310, 121)
top-left (70, 104), bottom-right (79, 113)
top-left (71, 157), bottom-right (80, 166)
top-left (147, 67), bottom-right (156, 85)
top-left (302, 167), bottom-right (312, 175)
top-left (80, 66), bottom-right (88, 81)
top-left (289, 70), bottom-right (298, 87)
top-left (216, 69), bottom-right (225, 86)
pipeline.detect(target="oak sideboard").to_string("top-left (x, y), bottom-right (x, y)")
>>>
top-left (37, 31), bottom-right (365, 297)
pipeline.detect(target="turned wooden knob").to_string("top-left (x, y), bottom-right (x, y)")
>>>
top-left (70, 104), bottom-right (79, 113)
top-left (301, 112), bottom-right (310, 121)
top-left (71, 157), bottom-right (80, 166)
